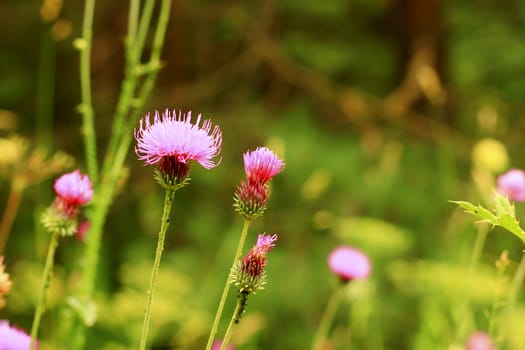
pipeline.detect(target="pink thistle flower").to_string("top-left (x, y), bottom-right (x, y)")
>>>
top-left (54, 170), bottom-right (93, 207)
top-left (134, 110), bottom-right (222, 182)
top-left (497, 169), bottom-right (525, 202)
top-left (243, 147), bottom-right (284, 185)
top-left (230, 234), bottom-right (278, 293)
top-left (0, 320), bottom-right (35, 350)
top-left (466, 331), bottom-right (495, 350)
top-left (328, 246), bottom-right (371, 282)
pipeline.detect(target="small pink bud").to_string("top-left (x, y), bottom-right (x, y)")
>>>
top-left (243, 147), bottom-right (284, 184)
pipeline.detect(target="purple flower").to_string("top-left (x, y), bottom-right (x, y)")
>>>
top-left (230, 234), bottom-right (278, 293)
top-left (134, 110), bottom-right (222, 178)
top-left (328, 246), bottom-right (371, 282)
top-left (0, 320), bottom-right (35, 350)
top-left (243, 147), bottom-right (284, 184)
top-left (497, 169), bottom-right (525, 202)
top-left (466, 331), bottom-right (495, 350)
top-left (54, 170), bottom-right (93, 207)
top-left (52, 170), bottom-right (93, 218)
top-left (234, 147), bottom-right (284, 219)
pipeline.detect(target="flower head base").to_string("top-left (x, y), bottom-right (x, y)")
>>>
top-left (497, 169), bottom-right (525, 202)
top-left (135, 110), bottom-right (222, 189)
top-left (328, 246), bottom-right (371, 282)
top-left (234, 147), bottom-right (284, 219)
top-left (244, 147), bottom-right (284, 185)
top-left (229, 234), bottom-right (278, 293)
top-left (0, 257), bottom-right (12, 309)
top-left (466, 331), bottom-right (495, 350)
top-left (233, 181), bottom-right (269, 219)
top-left (0, 320), bottom-right (35, 350)
top-left (42, 170), bottom-right (93, 237)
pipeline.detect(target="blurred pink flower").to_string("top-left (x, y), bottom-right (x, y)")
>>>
top-left (54, 170), bottom-right (93, 207)
top-left (466, 331), bottom-right (495, 350)
top-left (0, 320), bottom-right (35, 350)
top-left (53, 170), bottom-right (93, 218)
top-left (243, 147), bottom-right (284, 184)
top-left (211, 340), bottom-right (234, 350)
top-left (328, 246), bottom-right (371, 282)
top-left (497, 169), bottom-right (525, 202)
top-left (134, 110), bottom-right (222, 173)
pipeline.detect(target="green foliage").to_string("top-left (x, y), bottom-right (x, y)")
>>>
top-left (452, 193), bottom-right (525, 244)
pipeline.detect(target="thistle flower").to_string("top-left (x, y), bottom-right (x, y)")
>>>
top-left (230, 234), bottom-right (278, 293)
top-left (466, 331), bottom-right (495, 350)
top-left (53, 170), bottom-right (93, 215)
top-left (0, 320), bottom-right (35, 350)
top-left (134, 110), bottom-right (222, 189)
top-left (234, 147), bottom-right (284, 219)
top-left (243, 147), bottom-right (284, 185)
top-left (328, 246), bottom-right (371, 282)
top-left (41, 170), bottom-right (93, 237)
top-left (497, 169), bottom-right (525, 202)
top-left (0, 257), bottom-right (12, 309)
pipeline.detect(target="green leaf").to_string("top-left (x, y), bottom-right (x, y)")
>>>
top-left (449, 200), bottom-right (496, 223)
top-left (451, 199), bottom-right (525, 244)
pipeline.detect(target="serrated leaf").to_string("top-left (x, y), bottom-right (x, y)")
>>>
top-left (496, 214), bottom-right (525, 243)
top-left (450, 200), bottom-right (497, 223)
top-left (494, 191), bottom-right (516, 217)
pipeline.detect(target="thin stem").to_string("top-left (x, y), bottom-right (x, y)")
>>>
top-left (0, 181), bottom-right (24, 254)
top-left (454, 224), bottom-right (489, 341)
top-left (311, 284), bottom-right (345, 350)
top-left (30, 231), bottom-right (60, 350)
top-left (79, 0), bottom-right (98, 184)
top-left (499, 251), bottom-right (525, 345)
top-left (220, 291), bottom-right (249, 350)
top-left (139, 188), bottom-right (176, 350)
top-left (205, 219), bottom-right (251, 350)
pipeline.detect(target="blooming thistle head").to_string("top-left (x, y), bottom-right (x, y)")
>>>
top-left (496, 169), bottom-right (525, 202)
top-left (41, 170), bottom-right (93, 237)
top-left (0, 320), bottom-right (35, 350)
top-left (134, 110), bottom-right (222, 190)
top-left (466, 331), bottom-right (495, 350)
top-left (0, 257), bottom-right (12, 309)
top-left (328, 246), bottom-right (371, 283)
top-left (229, 234), bottom-right (278, 294)
top-left (234, 147), bottom-right (284, 219)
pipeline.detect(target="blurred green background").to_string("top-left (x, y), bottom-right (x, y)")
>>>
top-left (2, 0), bottom-right (525, 349)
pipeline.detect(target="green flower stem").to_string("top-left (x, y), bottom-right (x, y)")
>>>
top-left (74, 1), bottom-right (172, 346)
top-left (205, 219), bottom-right (251, 350)
top-left (454, 223), bottom-right (489, 341)
top-left (139, 188), bottom-right (176, 350)
top-left (500, 251), bottom-right (525, 344)
top-left (220, 291), bottom-right (249, 350)
top-left (30, 230), bottom-right (60, 350)
top-left (79, 0), bottom-right (98, 184)
top-left (311, 283), bottom-right (345, 350)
